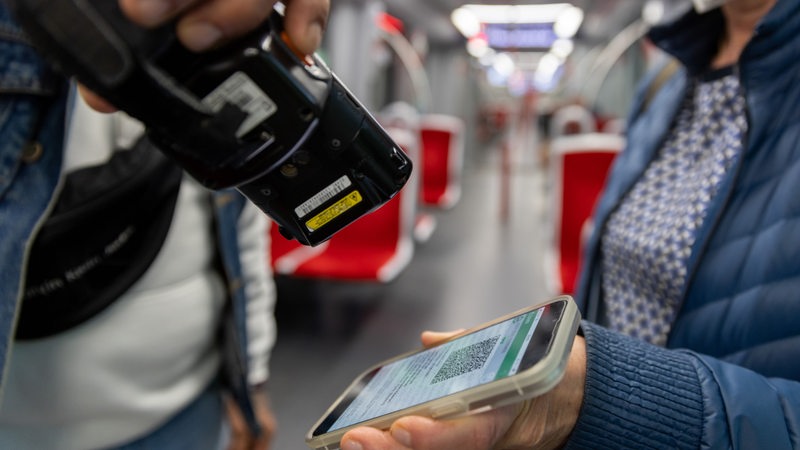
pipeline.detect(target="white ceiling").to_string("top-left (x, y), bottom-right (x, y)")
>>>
top-left (382, 0), bottom-right (647, 46)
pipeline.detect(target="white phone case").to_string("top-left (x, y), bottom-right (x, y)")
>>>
top-left (305, 295), bottom-right (581, 450)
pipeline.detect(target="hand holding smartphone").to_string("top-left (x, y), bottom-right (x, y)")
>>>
top-left (306, 295), bottom-right (581, 450)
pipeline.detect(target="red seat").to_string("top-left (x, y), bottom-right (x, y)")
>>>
top-left (419, 114), bottom-right (465, 209)
top-left (549, 104), bottom-right (596, 138)
top-left (376, 104), bottom-right (439, 243)
top-left (547, 133), bottom-right (623, 294)
top-left (271, 127), bottom-right (419, 282)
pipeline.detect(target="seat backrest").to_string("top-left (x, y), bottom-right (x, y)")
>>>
top-left (419, 114), bottom-right (465, 209)
top-left (549, 104), bottom-right (596, 138)
top-left (549, 132), bottom-right (624, 294)
top-left (377, 101), bottom-right (421, 134)
top-left (602, 117), bottom-right (626, 135)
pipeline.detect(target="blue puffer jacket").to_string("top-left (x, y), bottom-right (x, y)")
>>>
top-left (567, 1), bottom-right (800, 448)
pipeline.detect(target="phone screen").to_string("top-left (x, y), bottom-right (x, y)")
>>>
top-left (311, 300), bottom-right (567, 437)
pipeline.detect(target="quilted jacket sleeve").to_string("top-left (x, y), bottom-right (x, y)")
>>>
top-left (564, 323), bottom-right (800, 449)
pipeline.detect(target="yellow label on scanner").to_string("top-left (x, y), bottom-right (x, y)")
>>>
top-left (306, 191), bottom-right (363, 231)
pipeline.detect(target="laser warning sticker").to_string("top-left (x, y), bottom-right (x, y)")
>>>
top-left (306, 191), bottom-right (363, 231)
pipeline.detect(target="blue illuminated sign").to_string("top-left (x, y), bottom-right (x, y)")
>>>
top-left (484, 23), bottom-right (557, 50)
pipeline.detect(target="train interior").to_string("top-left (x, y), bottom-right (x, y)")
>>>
top-left (268, 0), bottom-right (693, 447)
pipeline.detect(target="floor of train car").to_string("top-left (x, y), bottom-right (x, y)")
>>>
top-left (268, 128), bottom-right (553, 449)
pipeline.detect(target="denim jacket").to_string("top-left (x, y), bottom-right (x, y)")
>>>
top-left (0, 4), bottom-right (265, 433)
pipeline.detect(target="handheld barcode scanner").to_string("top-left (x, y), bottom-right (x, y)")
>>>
top-left (8, 0), bottom-right (413, 246)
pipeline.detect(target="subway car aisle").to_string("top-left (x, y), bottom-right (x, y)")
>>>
top-left (267, 125), bottom-right (554, 448)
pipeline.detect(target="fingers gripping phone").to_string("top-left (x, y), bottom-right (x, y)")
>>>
top-left (306, 296), bottom-right (581, 450)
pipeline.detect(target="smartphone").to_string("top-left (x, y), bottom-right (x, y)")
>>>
top-left (306, 295), bottom-right (581, 449)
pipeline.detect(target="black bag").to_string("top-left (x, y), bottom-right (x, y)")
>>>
top-left (16, 137), bottom-right (183, 339)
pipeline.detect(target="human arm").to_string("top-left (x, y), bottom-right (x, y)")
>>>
top-left (224, 383), bottom-right (278, 450)
top-left (340, 331), bottom-right (586, 450)
top-left (567, 323), bottom-right (800, 449)
top-left (343, 322), bottom-right (800, 449)
top-left (226, 200), bottom-right (278, 449)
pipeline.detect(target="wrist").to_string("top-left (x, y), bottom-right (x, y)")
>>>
top-left (501, 336), bottom-right (586, 450)
top-left (548, 336), bottom-right (586, 446)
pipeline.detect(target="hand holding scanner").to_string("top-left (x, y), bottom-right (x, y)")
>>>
top-left (8, 0), bottom-right (413, 246)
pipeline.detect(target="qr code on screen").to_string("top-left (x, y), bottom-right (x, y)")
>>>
top-left (431, 336), bottom-right (500, 384)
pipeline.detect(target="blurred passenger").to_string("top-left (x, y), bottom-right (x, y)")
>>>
top-left (341, 0), bottom-right (800, 448)
top-left (0, 0), bottom-right (328, 449)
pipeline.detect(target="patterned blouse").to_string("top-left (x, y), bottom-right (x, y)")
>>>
top-left (600, 66), bottom-right (747, 346)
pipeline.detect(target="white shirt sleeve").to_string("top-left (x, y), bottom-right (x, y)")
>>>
top-left (236, 201), bottom-right (277, 386)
